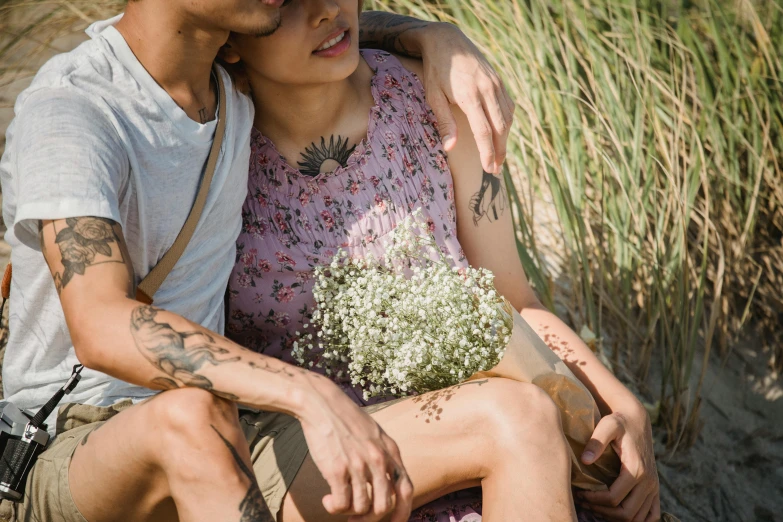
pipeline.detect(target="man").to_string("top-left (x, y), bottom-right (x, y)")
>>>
top-left (0, 0), bottom-right (514, 521)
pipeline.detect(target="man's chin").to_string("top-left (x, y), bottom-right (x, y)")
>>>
top-left (250, 13), bottom-right (281, 38)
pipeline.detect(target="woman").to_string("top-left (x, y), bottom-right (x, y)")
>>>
top-left (222, 1), bottom-right (661, 521)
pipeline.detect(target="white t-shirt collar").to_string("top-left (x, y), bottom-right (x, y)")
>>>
top-left (87, 14), bottom-right (219, 144)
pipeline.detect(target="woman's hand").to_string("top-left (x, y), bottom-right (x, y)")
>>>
top-left (578, 406), bottom-right (662, 522)
top-left (417, 22), bottom-right (514, 174)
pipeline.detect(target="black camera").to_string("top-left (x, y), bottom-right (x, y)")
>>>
top-left (0, 364), bottom-right (83, 501)
top-left (0, 404), bottom-right (49, 501)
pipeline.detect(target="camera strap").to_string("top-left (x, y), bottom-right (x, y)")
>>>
top-left (29, 364), bottom-right (84, 429)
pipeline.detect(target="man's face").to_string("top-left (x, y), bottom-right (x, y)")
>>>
top-left (174, 0), bottom-right (288, 37)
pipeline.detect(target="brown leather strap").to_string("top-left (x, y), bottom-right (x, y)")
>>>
top-left (135, 68), bottom-right (227, 305)
top-left (2, 263), bottom-right (12, 300)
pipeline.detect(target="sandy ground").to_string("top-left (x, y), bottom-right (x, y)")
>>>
top-left (0, 22), bottom-right (781, 522)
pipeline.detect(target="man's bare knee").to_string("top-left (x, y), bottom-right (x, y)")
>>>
top-left (152, 388), bottom-right (237, 427)
top-left (138, 388), bottom-right (251, 494)
top-left (146, 389), bottom-right (240, 459)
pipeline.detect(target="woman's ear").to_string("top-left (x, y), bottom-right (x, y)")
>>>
top-left (218, 42), bottom-right (241, 65)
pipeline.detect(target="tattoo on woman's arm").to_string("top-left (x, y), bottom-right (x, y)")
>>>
top-left (211, 425), bottom-right (274, 522)
top-left (469, 171), bottom-right (508, 226)
top-left (359, 11), bottom-right (428, 58)
top-left (298, 135), bottom-right (356, 176)
top-left (43, 217), bottom-right (128, 294)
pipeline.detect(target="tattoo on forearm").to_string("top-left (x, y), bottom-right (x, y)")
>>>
top-left (43, 217), bottom-right (127, 294)
top-left (130, 305), bottom-right (307, 399)
top-left (469, 171), bottom-right (507, 226)
top-left (359, 11), bottom-right (428, 58)
top-left (298, 135), bottom-right (356, 176)
top-left (211, 425), bottom-right (274, 522)
top-left (130, 305), bottom-right (242, 400)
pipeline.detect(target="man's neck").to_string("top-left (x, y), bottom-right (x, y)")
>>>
top-left (115, 3), bottom-right (226, 123)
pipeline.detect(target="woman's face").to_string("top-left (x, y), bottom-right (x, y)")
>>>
top-left (226, 0), bottom-right (361, 87)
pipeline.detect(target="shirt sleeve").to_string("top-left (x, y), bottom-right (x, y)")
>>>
top-left (11, 88), bottom-right (129, 250)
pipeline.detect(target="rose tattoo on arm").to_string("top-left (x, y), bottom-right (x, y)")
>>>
top-left (41, 217), bottom-right (131, 294)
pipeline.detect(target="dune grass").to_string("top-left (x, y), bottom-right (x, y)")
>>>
top-left (2, 0), bottom-right (781, 449)
top-left (366, 0), bottom-right (783, 448)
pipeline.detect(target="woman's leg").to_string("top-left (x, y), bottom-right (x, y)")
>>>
top-left (279, 377), bottom-right (577, 522)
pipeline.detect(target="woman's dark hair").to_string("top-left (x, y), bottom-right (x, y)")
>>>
top-left (218, 0), bottom-right (365, 94)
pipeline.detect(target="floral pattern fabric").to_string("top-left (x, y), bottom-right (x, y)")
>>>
top-left (228, 49), bottom-right (604, 522)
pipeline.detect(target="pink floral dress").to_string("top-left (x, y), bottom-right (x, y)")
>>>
top-left (228, 49), bottom-right (604, 522)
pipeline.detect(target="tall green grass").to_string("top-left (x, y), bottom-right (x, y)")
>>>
top-left (2, 0), bottom-right (781, 448)
top-left (366, 0), bottom-right (783, 448)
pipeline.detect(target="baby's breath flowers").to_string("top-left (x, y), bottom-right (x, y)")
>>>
top-left (292, 210), bottom-right (513, 400)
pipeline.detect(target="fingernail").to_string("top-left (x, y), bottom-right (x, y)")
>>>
top-left (582, 451), bottom-right (595, 462)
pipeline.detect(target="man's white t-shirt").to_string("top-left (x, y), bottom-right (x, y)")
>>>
top-left (0, 16), bottom-right (253, 431)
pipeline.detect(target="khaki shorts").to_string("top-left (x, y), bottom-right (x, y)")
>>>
top-left (0, 399), bottom-right (309, 522)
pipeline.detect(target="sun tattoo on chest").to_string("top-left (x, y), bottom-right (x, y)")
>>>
top-left (297, 135), bottom-right (357, 176)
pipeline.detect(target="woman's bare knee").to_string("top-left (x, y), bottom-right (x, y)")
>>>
top-left (468, 379), bottom-right (569, 460)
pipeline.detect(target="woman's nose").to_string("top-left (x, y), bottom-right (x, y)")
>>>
top-left (308, 0), bottom-right (340, 26)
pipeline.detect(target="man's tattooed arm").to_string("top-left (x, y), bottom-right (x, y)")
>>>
top-left (39, 219), bottom-right (310, 411)
top-left (130, 305), bottom-right (307, 400)
top-left (211, 425), bottom-right (275, 522)
top-left (40, 217), bottom-right (132, 295)
top-left (469, 171), bottom-right (508, 226)
top-left (359, 11), bottom-right (429, 58)
top-left (130, 305), bottom-right (243, 400)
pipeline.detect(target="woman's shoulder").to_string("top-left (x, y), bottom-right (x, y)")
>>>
top-left (360, 49), bottom-right (424, 82)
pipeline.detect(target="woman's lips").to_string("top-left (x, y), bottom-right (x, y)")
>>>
top-left (313, 30), bottom-right (351, 58)
top-left (259, 0), bottom-right (285, 6)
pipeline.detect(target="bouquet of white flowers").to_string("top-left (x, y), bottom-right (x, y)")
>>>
top-left (292, 210), bottom-right (513, 400)
top-left (295, 209), bottom-right (620, 491)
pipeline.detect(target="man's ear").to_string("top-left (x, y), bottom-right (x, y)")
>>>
top-left (218, 43), bottom-right (241, 64)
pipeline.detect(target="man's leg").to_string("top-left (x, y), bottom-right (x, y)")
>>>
top-left (280, 378), bottom-right (577, 522)
top-left (66, 388), bottom-right (270, 522)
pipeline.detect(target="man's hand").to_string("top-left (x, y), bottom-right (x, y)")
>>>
top-left (417, 22), bottom-right (515, 174)
top-left (358, 12), bottom-right (515, 174)
top-left (296, 374), bottom-right (414, 522)
top-left (578, 408), bottom-right (662, 522)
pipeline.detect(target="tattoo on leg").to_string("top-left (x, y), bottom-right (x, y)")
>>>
top-left (211, 425), bottom-right (274, 522)
top-left (359, 12), bottom-right (428, 58)
top-left (297, 135), bottom-right (356, 176)
top-left (130, 306), bottom-right (241, 400)
top-left (46, 217), bottom-right (126, 293)
top-left (469, 171), bottom-right (507, 226)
